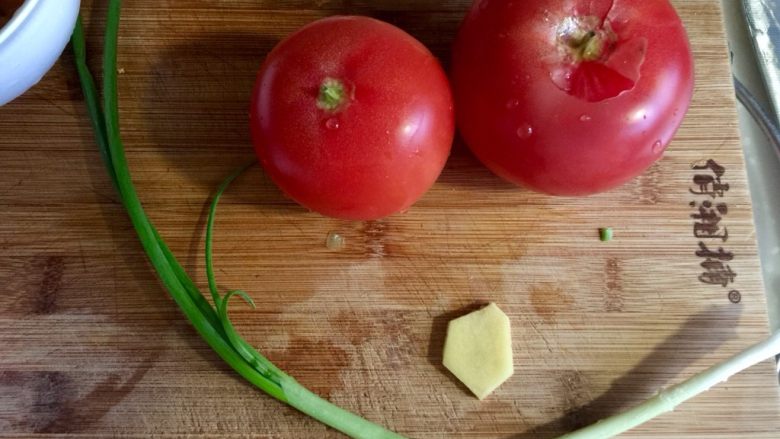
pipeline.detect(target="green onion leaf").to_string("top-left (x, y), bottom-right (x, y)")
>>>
top-left (71, 17), bottom-right (116, 190)
top-left (206, 161), bottom-right (255, 307)
top-left (71, 1), bottom-right (405, 436)
top-left (558, 331), bottom-right (780, 438)
top-left (76, 0), bottom-right (290, 406)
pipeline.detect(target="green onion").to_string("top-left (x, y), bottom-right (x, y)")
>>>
top-left (71, 2), bottom-right (402, 437)
top-left (599, 227), bottom-right (613, 242)
top-left (206, 162), bottom-right (254, 308)
top-left (71, 3), bottom-right (780, 438)
top-left (559, 331), bottom-right (780, 438)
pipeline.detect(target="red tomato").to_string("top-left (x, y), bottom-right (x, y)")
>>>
top-left (251, 16), bottom-right (454, 220)
top-left (452, 0), bottom-right (694, 195)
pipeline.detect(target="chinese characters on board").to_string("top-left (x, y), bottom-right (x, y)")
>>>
top-left (689, 159), bottom-right (739, 303)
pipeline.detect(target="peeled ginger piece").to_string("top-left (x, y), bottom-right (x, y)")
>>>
top-left (442, 303), bottom-right (514, 400)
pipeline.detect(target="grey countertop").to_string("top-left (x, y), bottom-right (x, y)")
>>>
top-left (722, 0), bottom-right (780, 342)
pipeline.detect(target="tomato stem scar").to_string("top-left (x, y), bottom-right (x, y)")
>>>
top-left (559, 17), bottom-right (613, 62)
top-left (317, 77), bottom-right (349, 112)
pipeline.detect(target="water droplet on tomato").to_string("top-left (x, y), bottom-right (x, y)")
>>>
top-left (579, 114), bottom-right (592, 122)
top-left (516, 124), bottom-right (533, 139)
top-left (652, 140), bottom-right (664, 153)
top-left (506, 99), bottom-right (520, 109)
top-left (325, 118), bottom-right (340, 130)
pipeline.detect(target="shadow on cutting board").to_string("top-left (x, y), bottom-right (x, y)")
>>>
top-left (139, 8), bottom-right (517, 209)
top-left (511, 306), bottom-right (738, 439)
top-left (141, 30), bottom-right (305, 215)
top-left (0, 354), bottom-right (158, 434)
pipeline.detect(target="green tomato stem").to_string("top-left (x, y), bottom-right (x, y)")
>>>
top-left (557, 331), bottom-right (780, 439)
top-left (317, 77), bottom-right (349, 112)
top-left (559, 17), bottom-right (612, 63)
top-left (580, 33), bottom-right (606, 61)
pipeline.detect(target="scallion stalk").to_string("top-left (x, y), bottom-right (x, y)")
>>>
top-left (71, 2), bottom-right (402, 437)
top-left (559, 331), bottom-right (780, 438)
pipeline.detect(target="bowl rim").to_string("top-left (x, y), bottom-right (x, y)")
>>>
top-left (0, 0), bottom-right (42, 46)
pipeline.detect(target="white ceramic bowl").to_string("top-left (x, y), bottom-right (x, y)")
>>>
top-left (0, 0), bottom-right (81, 106)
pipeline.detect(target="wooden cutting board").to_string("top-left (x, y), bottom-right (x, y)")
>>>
top-left (0, 1), bottom-right (778, 437)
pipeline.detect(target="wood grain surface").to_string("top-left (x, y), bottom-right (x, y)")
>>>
top-left (1, 1), bottom-right (778, 437)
